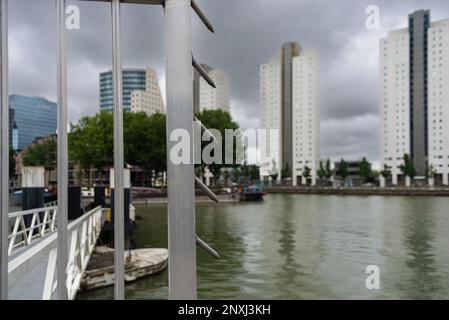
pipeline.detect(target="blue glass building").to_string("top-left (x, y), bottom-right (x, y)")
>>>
top-left (99, 69), bottom-right (147, 111)
top-left (9, 95), bottom-right (57, 151)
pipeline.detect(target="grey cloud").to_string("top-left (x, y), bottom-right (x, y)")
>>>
top-left (7, 0), bottom-right (449, 164)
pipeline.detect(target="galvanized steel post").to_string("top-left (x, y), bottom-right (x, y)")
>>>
top-left (56, 0), bottom-right (68, 300)
top-left (111, 0), bottom-right (125, 300)
top-left (165, 0), bottom-right (197, 299)
top-left (0, 0), bottom-right (8, 301)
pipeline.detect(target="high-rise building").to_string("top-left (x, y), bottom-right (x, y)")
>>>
top-left (9, 95), bottom-right (57, 151)
top-left (100, 68), bottom-right (164, 115)
top-left (100, 69), bottom-right (148, 112)
top-left (130, 69), bottom-right (165, 116)
top-left (380, 10), bottom-right (449, 185)
top-left (260, 42), bottom-right (320, 186)
top-left (193, 64), bottom-right (230, 113)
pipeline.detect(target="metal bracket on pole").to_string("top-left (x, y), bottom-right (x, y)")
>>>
top-left (191, 0), bottom-right (214, 33)
top-left (196, 235), bottom-right (220, 259)
top-left (0, 0), bottom-right (8, 301)
top-left (111, 0), bottom-right (125, 300)
top-left (195, 177), bottom-right (219, 202)
top-left (192, 55), bottom-right (216, 88)
top-left (56, 0), bottom-right (68, 301)
top-left (194, 116), bottom-right (217, 142)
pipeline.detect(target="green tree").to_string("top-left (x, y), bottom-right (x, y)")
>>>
top-left (380, 164), bottom-right (391, 179)
top-left (325, 159), bottom-right (333, 180)
top-left (399, 154), bottom-right (416, 179)
top-left (281, 162), bottom-right (291, 180)
top-left (336, 159), bottom-right (349, 181)
top-left (303, 165), bottom-right (311, 182)
top-left (249, 165), bottom-right (260, 181)
top-left (196, 110), bottom-right (240, 186)
top-left (22, 136), bottom-right (57, 186)
top-left (359, 157), bottom-right (372, 182)
top-left (317, 161), bottom-right (326, 181)
top-left (22, 136), bottom-right (57, 171)
top-left (69, 111), bottom-right (167, 187)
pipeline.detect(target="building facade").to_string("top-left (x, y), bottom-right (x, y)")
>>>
top-left (9, 95), bottom-right (57, 151)
top-left (292, 49), bottom-right (320, 186)
top-left (130, 69), bottom-right (165, 116)
top-left (260, 58), bottom-right (282, 179)
top-left (100, 68), bottom-right (159, 113)
top-left (380, 10), bottom-right (449, 185)
top-left (193, 64), bottom-right (230, 113)
top-left (260, 43), bottom-right (320, 186)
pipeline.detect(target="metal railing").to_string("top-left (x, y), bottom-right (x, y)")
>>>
top-left (1, 0), bottom-right (220, 300)
top-left (8, 206), bottom-right (58, 256)
top-left (7, 206), bottom-right (104, 300)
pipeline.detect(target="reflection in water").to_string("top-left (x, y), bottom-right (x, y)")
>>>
top-left (402, 200), bottom-right (441, 299)
top-left (78, 194), bottom-right (449, 300)
top-left (275, 199), bottom-right (302, 298)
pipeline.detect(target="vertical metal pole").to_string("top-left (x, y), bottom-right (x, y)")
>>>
top-left (0, 0), bottom-right (8, 301)
top-left (165, 0), bottom-right (197, 299)
top-left (111, 0), bottom-right (125, 300)
top-left (56, 0), bottom-right (68, 300)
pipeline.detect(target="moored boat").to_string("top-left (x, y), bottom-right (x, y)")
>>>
top-left (80, 246), bottom-right (168, 292)
top-left (238, 185), bottom-right (266, 201)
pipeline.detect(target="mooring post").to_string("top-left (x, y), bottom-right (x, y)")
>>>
top-left (56, 0), bottom-right (68, 300)
top-left (111, 0), bottom-right (125, 301)
top-left (165, 0), bottom-right (197, 299)
top-left (0, 0), bottom-right (8, 301)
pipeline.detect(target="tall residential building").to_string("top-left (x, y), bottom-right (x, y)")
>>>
top-left (9, 95), bottom-right (57, 151)
top-left (260, 42), bottom-right (320, 186)
top-left (100, 68), bottom-right (164, 115)
top-left (380, 10), bottom-right (449, 185)
top-left (193, 64), bottom-right (230, 113)
top-left (130, 69), bottom-right (165, 116)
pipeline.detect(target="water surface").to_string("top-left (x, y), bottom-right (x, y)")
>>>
top-left (78, 194), bottom-right (449, 300)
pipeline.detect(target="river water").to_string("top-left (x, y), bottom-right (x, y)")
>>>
top-left (78, 194), bottom-right (449, 300)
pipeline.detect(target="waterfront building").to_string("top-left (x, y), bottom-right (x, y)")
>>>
top-left (9, 94), bottom-right (57, 151)
top-left (259, 42), bottom-right (320, 186)
top-left (130, 69), bottom-right (165, 116)
top-left (193, 64), bottom-right (230, 113)
top-left (380, 10), bottom-right (449, 185)
top-left (100, 68), bottom-right (164, 115)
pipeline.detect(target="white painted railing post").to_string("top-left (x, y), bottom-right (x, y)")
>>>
top-left (165, 0), bottom-right (197, 300)
top-left (0, 0), bottom-right (8, 301)
top-left (111, 0), bottom-right (125, 301)
top-left (56, 0), bottom-right (69, 300)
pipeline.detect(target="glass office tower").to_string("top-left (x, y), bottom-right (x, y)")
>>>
top-left (99, 69), bottom-right (147, 112)
top-left (9, 95), bottom-right (57, 151)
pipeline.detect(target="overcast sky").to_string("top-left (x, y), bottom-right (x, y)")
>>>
top-left (7, 0), bottom-right (449, 167)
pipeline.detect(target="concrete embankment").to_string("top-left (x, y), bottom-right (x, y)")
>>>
top-left (264, 186), bottom-right (449, 197)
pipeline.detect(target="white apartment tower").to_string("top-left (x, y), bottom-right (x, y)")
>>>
top-left (380, 10), bottom-right (449, 186)
top-left (292, 49), bottom-right (320, 186)
top-left (260, 43), bottom-right (320, 186)
top-left (194, 64), bottom-right (231, 113)
top-left (131, 68), bottom-right (165, 116)
top-left (260, 58), bottom-right (282, 179)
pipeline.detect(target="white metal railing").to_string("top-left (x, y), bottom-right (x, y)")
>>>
top-left (7, 206), bottom-right (104, 300)
top-left (8, 206), bottom-right (58, 256)
top-left (44, 200), bottom-right (58, 208)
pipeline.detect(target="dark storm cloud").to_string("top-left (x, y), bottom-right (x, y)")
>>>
top-left (7, 0), bottom-right (449, 166)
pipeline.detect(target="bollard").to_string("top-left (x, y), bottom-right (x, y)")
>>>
top-left (67, 186), bottom-right (82, 220)
top-left (21, 167), bottom-right (45, 227)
